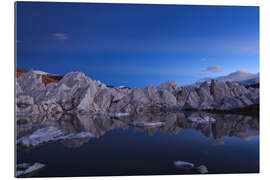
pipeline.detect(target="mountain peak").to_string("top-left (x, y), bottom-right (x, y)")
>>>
top-left (197, 70), bottom-right (259, 85)
top-left (229, 69), bottom-right (253, 76)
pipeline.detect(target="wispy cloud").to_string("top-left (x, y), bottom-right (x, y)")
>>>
top-left (205, 65), bottom-right (222, 73)
top-left (53, 33), bottom-right (68, 40)
top-left (200, 58), bottom-right (206, 62)
top-left (245, 46), bottom-right (259, 53)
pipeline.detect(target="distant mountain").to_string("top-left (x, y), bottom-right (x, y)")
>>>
top-left (240, 73), bottom-right (259, 85)
top-left (197, 70), bottom-right (259, 85)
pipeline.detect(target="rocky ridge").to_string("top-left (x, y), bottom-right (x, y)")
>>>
top-left (16, 71), bottom-right (259, 115)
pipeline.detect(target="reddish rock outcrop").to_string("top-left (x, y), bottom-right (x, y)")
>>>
top-left (16, 68), bottom-right (63, 85)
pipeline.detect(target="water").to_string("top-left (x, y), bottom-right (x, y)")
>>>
top-left (16, 112), bottom-right (259, 177)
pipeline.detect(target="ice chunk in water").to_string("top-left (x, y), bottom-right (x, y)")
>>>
top-left (173, 160), bottom-right (194, 169)
top-left (129, 121), bottom-right (165, 127)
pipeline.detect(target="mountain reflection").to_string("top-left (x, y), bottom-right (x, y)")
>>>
top-left (16, 112), bottom-right (259, 148)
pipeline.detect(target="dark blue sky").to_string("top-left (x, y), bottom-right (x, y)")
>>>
top-left (16, 2), bottom-right (259, 87)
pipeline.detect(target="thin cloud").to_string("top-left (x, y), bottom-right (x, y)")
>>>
top-left (53, 33), bottom-right (68, 40)
top-left (246, 46), bottom-right (259, 53)
top-left (237, 69), bottom-right (249, 73)
top-left (206, 65), bottom-right (222, 73)
top-left (200, 58), bottom-right (206, 62)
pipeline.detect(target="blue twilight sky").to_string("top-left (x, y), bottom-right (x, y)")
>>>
top-left (16, 2), bottom-right (259, 87)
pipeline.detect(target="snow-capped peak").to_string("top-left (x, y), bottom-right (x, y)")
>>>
top-left (197, 70), bottom-right (259, 85)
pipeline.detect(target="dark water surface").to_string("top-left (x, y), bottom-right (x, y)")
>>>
top-left (16, 112), bottom-right (259, 177)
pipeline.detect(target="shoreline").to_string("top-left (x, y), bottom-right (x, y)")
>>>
top-left (185, 104), bottom-right (259, 117)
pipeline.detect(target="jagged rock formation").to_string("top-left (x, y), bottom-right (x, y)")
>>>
top-left (16, 71), bottom-right (130, 115)
top-left (16, 71), bottom-right (259, 115)
top-left (182, 80), bottom-right (259, 110)
top-left (17, 68), bottom-right (63, 85)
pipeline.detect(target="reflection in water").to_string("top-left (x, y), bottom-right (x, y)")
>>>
top-left (16, 112), bottom-right (259, 148)
top-left (16, 112), bottom-right (259, 177)
top-left (211, 138), bottom-right (225, 146)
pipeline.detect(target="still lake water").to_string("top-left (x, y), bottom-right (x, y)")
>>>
top-left (16, 112), bottom-right (259, 177)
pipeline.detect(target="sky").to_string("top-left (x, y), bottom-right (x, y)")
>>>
top-left (16, 2), bottom-right (259, 87)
